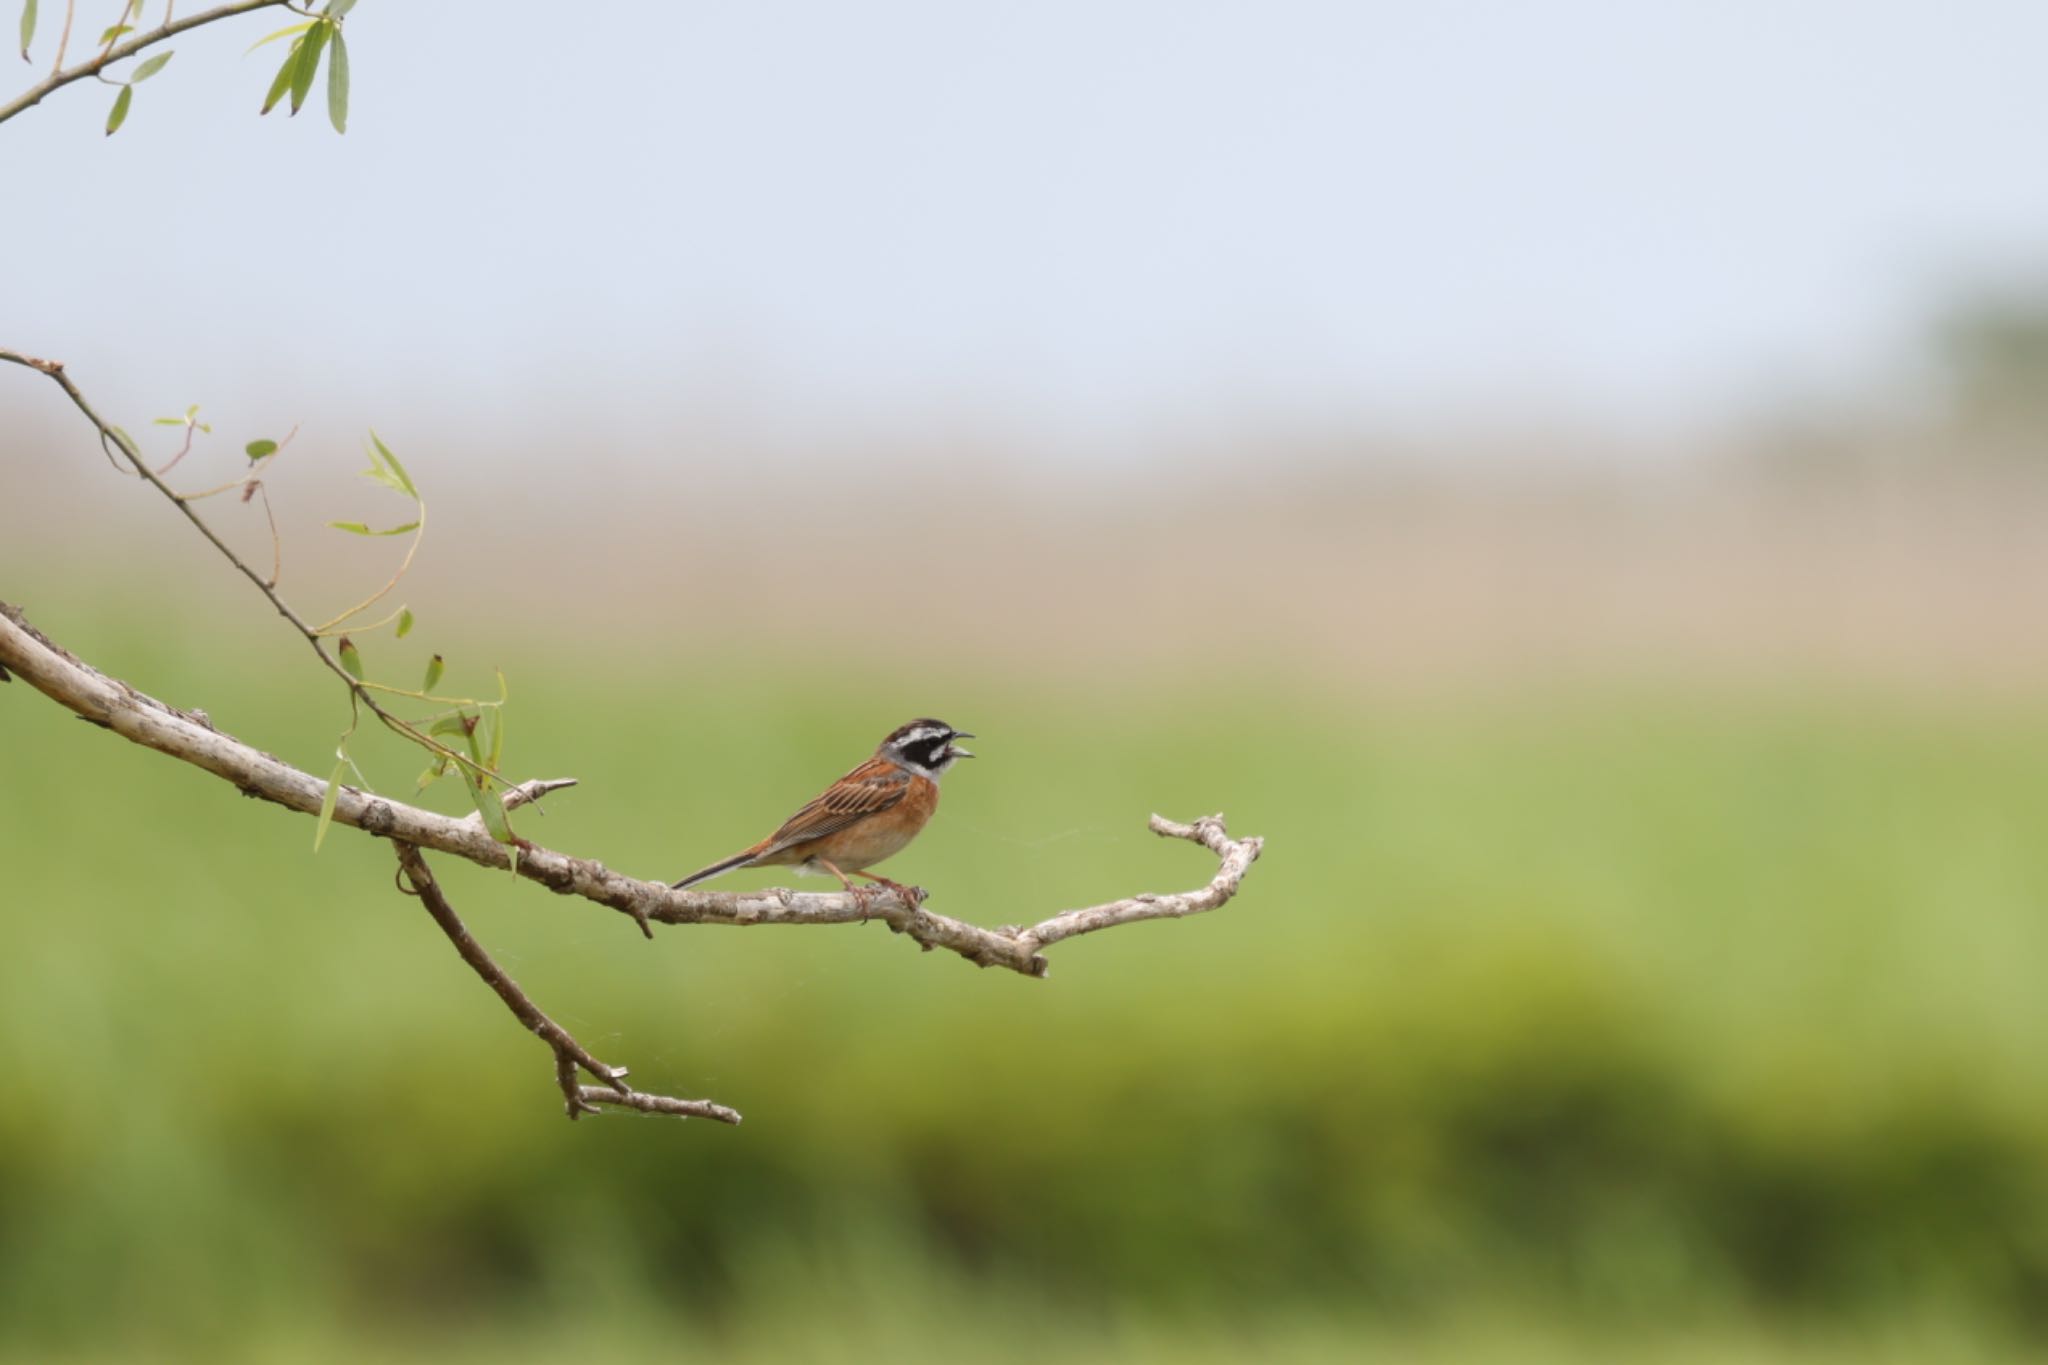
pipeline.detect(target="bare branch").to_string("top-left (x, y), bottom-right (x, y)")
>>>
top-left (1012, 814), bottom-right (1265, 956)
top-left (0, 601), bottom-right (1264, 979)
top-left (394, 841), bottom-right (740, 1124)
top-left (2, 0), bottom-right (291, 127)
top-left (491, 777), bottom-right (580, 816)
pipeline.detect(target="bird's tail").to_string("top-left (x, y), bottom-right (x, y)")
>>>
top-left (671, 850), bottom-right (757, 890)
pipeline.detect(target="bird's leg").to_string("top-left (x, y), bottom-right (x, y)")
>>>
top-left (852, 869), bottom-right (923, 907)
top-left (815, 858), bottom-right (879, 919)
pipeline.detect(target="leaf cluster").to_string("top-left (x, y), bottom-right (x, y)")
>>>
top-left (252, 0), bottom-right (351, 133)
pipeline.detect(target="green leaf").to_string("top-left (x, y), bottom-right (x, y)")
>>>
top-left (486, 706), bottom-right (505, 772)
top-left (97, 23), bottom-right (130, 43)
top-left (260, 39), bottom-right (298, 114)
top-left (429, 712), bottom-right (472, 740)
top-left (423, 653), bottom-right (444, 692)
top-left (20, 0), bottom-right (36, 63)
top-left (395, 607), bottom-right (414, 639)
top-left (245, 438), bottom-right (278, 460)
top-left (152, 416), bottom-right (185, 426)
top-left (415, 753), bottom-right (451, 792)
top-left (368, 431), bottom-right (417, 497)
top-left (130, 49), bottom-right (171, 82)
top-left (460, 766), bottom-right (512, 844)
top-left (469, 708), bottom-right (500, 776)
top-left (313, 756), bottom-right (346, 851)
top-left (246, 18), bottom-right (313, 54)
top-left (327, 519), bottom-right (419, 536)
top-left (338, 636), bottom-right (363, 679)
top-left (105, 84), bottom-right (131, 135)
top-left (288, 19), bottom-right (329, 115)
top-left (326, 0), bottom-right (357, 18)
top-left (326, 28), bottom-right (348, 133)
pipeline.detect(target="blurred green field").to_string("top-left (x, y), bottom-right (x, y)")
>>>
top-left (5, 602), bottom-right (2048, 1362)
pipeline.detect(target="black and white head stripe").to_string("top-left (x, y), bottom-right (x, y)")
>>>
top-left (881, 718), bottom-right (974, 775)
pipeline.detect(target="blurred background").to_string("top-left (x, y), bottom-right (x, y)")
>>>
top-left (7, 2), bottom-right (2048, 1360)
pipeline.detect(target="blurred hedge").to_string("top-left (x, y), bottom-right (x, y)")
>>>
top-left (5, 613), bottom-right (2048, 1354)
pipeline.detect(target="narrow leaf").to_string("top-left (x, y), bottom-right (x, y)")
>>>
top-left (368, 431), bottom-right (416, 497)
top-left (152, 416), bottom-right (186, 426)
top-left (460, 767), bottom-right (512, 844)
top-left (130, 49), bottom-right (171, 82)
top-left (338, 636), bottom-right (363, 679)
top-left (105, 84), bottom-right (132, 135)
top-left (423, 654), bottom-right (444, 692)
top-left (260, 40), bottom-right (298, 114)
top-left (415, 754), bottom-right (450, 792)
top-left (246, 18), bottom-right (313, 54)
top-left (96, 23), bottom-right (130, 43)
top-left (326, 519), bottom-right (419, 536)
top-left (472, 709), bottom-right (499, 776)
top-left (486, 706), bottom-right (505, 772)
top-left (326, 28), bottom-right (348, 133)
top-left (395, 607), bottom-right (414, 639)
top-left (288, 19), bottom-right (329, 115)
top-left (429, 712), bottom-right (472, 739)
top-left (246, 438), bottom-right (278, 460)
top-left (327, 0), bottom-right (357, 17)
top-left (313, 756), bottom-right (346, 851)
top-left (20, 0), bottom-right (36, 63)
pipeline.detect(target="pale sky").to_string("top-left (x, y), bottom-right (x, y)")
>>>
top-left (7, 1), bottom-right (2048, 464)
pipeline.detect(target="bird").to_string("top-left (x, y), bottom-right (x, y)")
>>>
top-left (670, 718), bottom-right (974, 904)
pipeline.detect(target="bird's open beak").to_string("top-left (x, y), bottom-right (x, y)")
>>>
top-left (952, 731), bottom-right (975, 758)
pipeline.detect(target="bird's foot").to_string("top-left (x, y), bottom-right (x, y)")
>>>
top-left (849, 883), bottom-right (881, 921)
top-left (864, 875), bottom-right (923, 908)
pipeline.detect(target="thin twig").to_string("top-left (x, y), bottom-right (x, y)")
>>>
top-left (394, 841), bottom-right (740, 1124)
top-left (157, 416), bottom-right (200, 472)
top-left (251, 478), bottom-right (281, 586)
top-left (5, 0), bottom-right (289, 126)
top-left (50, 0), bottom-right (76, 74)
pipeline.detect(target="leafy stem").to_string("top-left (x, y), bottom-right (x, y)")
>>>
top-left (0, 348), bottom-right (517, 851)
top-left (4, 0), bottom-right (291, 128)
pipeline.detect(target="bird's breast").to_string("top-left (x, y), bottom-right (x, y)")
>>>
top-left (822, 773), bottom-right (939, 870)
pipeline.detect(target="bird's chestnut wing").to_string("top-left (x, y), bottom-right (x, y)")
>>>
top-left (755, 759), bottom-right (910, 858)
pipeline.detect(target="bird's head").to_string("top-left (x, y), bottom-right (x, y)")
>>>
top-left (880, 718), bottom-right (974, 777)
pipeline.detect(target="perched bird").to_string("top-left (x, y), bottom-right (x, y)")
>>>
top-left (671, 718), bottom-right (974, 902)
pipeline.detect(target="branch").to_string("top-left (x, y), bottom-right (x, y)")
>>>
top-left (1, 0), bottom-right (292, 127)
top-left (394, 841), bottom-right (740, 1124)
top-left (0, 600), bottom-right (1264, 979)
